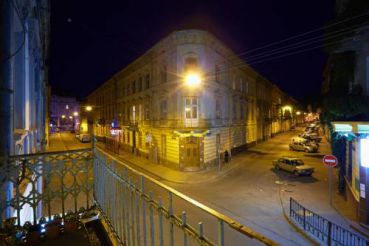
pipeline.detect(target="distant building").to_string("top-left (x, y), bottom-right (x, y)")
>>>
top-left (1, 0), bottom-right (50, 156)
top-left (50, 95), bottom-right (80, 132)
top-left (87, 30), bottom-right (297, 171)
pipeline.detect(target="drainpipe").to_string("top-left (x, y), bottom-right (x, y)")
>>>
top-left (1, 0), bottom-right (15, 220)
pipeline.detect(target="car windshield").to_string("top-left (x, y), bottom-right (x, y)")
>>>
top-left (291, 160), bottom-right (304, 165)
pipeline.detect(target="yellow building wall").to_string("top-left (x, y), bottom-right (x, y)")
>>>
top-left (204, 134), bottom-right (216, 164)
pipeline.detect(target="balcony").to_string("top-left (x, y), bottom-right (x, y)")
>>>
top-left (0, 144), bottom-right (277, 246)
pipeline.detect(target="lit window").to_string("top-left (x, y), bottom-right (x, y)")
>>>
top-left (66, 105), bottom-right (69, 109)
top-left (361, 138), bottom-right (369, 168)
top-left (185, 97), bottom-right (198, 119)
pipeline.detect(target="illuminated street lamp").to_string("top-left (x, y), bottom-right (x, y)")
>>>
top-left (69, 116), bottom-right (73, 119)
top-left (185, 73), bottom-right (201, 87)
top-left (296, 111), bottom-right (301, 115)
top-left (61, 115), bottom-right (66, 119)
top-left (86, 106), bottom-right (92, 112)
top-left (73, 112), bottom-right (79, 116)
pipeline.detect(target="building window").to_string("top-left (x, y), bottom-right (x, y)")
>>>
top-left (138, 78), bottom-right (142, 92)
top-left (145, 105), bottom-right (151, 120)
top-left (132, 105), bottom-right (136, 122)
top-left (132, 81), bottom-right (136, 94)
top-left (160, 100), bottom-right (167, 119)
top-left (215, 98), bottom-right (221, 119)
top-left (185, 57), bottom-right (198, 72)
top-left (145, 74), bottom-right (150, 89)
top-left (215, 65), bottom-right (220, 83)
top-left (185, 97), bottom-right (198, 119)
top-left (240, 103), bottom-right (244, 119)
top-left (161, 65), bottom-right (167, 83)
top-left (233, 100), bottom-right (237, 119)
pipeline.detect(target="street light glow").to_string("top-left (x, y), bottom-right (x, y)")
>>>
top-left (69, 116), bottom-right (73, 119)
top-left (73, 112), bottom-right (79, 116)
top-left (86, 106), bottom-right (92, 111)
top-left (185, 73), bottom-right (201, 87)
top-left (282, 105), bottom-right (292, 112)
top-left (61, 115), bottom-right (66, 119)
top-left (296, 111), bottom-right (301, 115)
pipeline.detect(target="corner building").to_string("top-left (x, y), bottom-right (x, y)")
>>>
top-left (87, 30), bottom-right (296, 171)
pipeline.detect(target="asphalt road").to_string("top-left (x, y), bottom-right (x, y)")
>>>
top-left (48, 132), bottom-right (91, 151)
top-left (49, 130), bottom-right (349, 245)
top-left (163, 128), bottom-right (347, 245)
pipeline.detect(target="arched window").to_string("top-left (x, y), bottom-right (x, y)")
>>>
top-left (185, 56), bottom-right (198, 72)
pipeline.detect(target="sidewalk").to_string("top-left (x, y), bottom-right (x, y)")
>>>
top-left (97, 142), bottom-right (244, 185)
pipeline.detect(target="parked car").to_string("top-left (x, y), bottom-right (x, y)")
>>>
top-left (289, 140), bottom-right (318, 153)
top-left (273, 157), bottom-right (314, 176)
top-left (299, 133), bottom-right (322, 143)
top-left (79, 133), bottom-right (91, 143)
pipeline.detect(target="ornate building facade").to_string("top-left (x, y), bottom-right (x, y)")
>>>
top-left (87, 30), bottom-right (296, 171)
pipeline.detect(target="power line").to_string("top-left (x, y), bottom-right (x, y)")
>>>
top-left (214, 12), bottom-right (369, 72)
top-left (244, 21), bottom-right (368, 63)
top-left (208, 22), bottom-right (365, 79)
top-left (234, 12), bottom-right (369, 57)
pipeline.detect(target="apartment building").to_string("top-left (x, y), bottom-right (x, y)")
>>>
top-left (87, 30), bottom-right (296, 171)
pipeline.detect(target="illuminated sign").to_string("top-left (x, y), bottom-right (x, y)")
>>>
top-left (333, 124), bottom-right (352, 133)
top-left (361, 138), bottom-right (369, 168)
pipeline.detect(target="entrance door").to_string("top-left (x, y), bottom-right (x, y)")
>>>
top-left (183, 137), bottom-right (200, 169)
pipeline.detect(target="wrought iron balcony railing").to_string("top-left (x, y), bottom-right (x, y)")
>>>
top-left (0, 144), bottom-right (278, 246)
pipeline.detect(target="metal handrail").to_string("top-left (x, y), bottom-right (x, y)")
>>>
top-left (290, 197), bottom-right (368, 246)
top-left (96, 146), bottom-right (279, 246)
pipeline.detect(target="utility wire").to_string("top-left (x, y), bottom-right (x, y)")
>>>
top-left (234, 12), bottom-right (369, 57)
top-left (2, 0), bottom-right (26, 63)
top-left (208, 23), bottom-right (365, 78)
top-left (214, 12), bottom-right (369, 72)
top-left (244, 21), bottom-right (368, 62)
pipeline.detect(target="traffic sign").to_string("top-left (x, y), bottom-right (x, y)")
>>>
top-left (323, 155), bottom-right (338, 167)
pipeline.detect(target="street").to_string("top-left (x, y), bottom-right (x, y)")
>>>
top-left (49, 128), bottom-right (354, 245)
top-left (47, 132), bottom-right (91, 152)
top-left (163, 127), bottom-right (351, 245)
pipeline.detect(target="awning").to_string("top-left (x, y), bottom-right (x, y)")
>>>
top-left (332, 121), bottom-right (369, 134)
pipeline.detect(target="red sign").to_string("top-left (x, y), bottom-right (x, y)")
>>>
top-left (323, 155), bottom-right (338, 167)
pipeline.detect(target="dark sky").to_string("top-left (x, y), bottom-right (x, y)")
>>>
top-left (50, 0), bottom-right (336, 100)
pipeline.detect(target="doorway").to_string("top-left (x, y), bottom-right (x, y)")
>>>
top-left (182, 136), bottom-right (200, 169)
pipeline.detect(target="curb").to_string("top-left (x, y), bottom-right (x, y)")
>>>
top-left (278, 185), bottom-right (319, 246)
top-left (110, 150), bottom-right (241, 185)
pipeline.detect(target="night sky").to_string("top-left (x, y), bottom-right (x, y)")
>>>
top-left (50, 0), bottom-right (335, 101)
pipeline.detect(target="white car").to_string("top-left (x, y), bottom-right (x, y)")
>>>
top-left (273, 157), bottom-right (314, 176)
